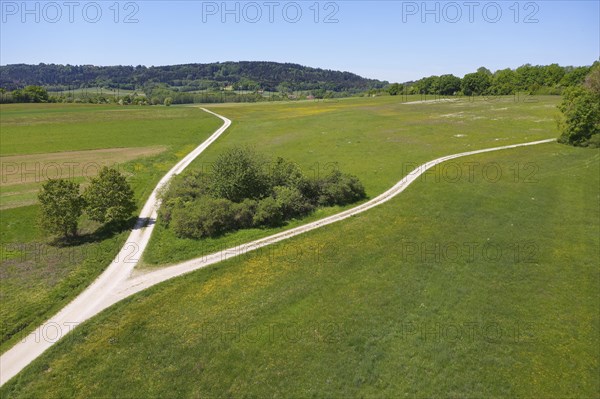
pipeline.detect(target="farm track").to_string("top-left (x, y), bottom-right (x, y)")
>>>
top-left (0, 106), bottom-right (556, 386)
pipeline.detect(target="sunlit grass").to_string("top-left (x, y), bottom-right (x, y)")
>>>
top-left (3, 143), bottom-right (597, 398)
top-left (144, 95), bottom-right (561, 265)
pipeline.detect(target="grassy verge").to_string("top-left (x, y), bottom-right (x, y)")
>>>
top-left (2, 142), bottom-right (597, 397)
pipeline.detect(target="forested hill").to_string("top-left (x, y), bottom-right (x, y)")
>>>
top-left (0, 62), bottom-right (387, 92)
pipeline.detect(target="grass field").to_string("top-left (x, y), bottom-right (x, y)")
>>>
top-left (143, 95), bottom-right (562, 266)
top-left (2, 142), bottom-right (597, 398)
top-left (1, 96), bottom-right (598, 397)
top-left (0, 104), bottom-right (222, 353)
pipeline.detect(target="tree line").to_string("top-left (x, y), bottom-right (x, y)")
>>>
top-left (0, 85), bottom-right (348, 105)
top-left (387, 63), bottom-right (597, 96)
top-left (2, 62), bottom-right (596, 105)
top-left (0, 61), bottom-right (386, 93)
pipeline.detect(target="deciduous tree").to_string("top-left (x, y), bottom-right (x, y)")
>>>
top-left (38, 179), bottom-right (84, 238)
top-left (83, 167), bottom-right (136, 225)
top-left (461, 72), bottom-right (491, 96)
top-left (558, 85), bottom-right (600, 147)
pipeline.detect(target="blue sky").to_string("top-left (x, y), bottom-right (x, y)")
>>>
top-left (1, 0), bottom-right (598, 82)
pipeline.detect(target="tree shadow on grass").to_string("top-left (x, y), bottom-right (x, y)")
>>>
top-left (50, 216), bottom-right (139, 248)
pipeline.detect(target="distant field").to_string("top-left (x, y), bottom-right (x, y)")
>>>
top-left (0, 104), bottom-right (222, 352)
top-left (3, 142), bottom-right (597, 398)
top-left (0, 104), bottom-right (213, 156)
top-left (47, 87), bottom-right (141, 98)
top-left (144, 95), bottom-right (562, 266)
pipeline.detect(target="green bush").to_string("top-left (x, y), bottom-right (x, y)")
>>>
top-left (317, 170), bottom-right (367, 206)
top-left (232, 199), bottom-right (258, 229)
top-left (158, 170), bottom-right (210, 226)
top-left (587, 133), bottom-right (600, 148)
top-left (160, 148), bottom-right (368, 238)
top-left (268, 157), bottom-right (308, 190)
top-left (253, 196), bottom-right (284, 227)
top-left (558, 86), bottom-right (600, 147)
top-left (273, 186), bottom-right (313, 219)
top-left (171, 197), bottom-right (235, 239)
top-left (210, 147), bottom-right (270, 202)
top-left (162, 170), bottom-right (210, 203)
top-left (157, 197), bottom-right (183, 227)
top-left (171, 204), bottom-right (203, 239)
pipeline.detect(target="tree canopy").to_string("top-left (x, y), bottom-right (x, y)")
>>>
top-left (37, 167), bottom-right (137, 241)
top-left (38, 179), bottom-right (84, 238)
top-left (402, 63), bottom-right (594, 97)
top-left (83, 167), bottom-right (137, 225)
top-left (557, 65), bottom-right (600, 147)
top-left (0, 62), bottom-right (386, 93)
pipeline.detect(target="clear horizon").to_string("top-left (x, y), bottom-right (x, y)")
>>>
top-left (1, 1), bottom-right (598, 83)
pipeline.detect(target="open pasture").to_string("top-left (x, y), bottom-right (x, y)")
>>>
top-left (144, 95), bottom-right (562, 265)
top-left (2, 96), bottom-right (598, 398)
top-left (3, 137), bottom-right (598, 398)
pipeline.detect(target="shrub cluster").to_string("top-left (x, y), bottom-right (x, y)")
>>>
top-left (159, 148), bottom-right (367, 239)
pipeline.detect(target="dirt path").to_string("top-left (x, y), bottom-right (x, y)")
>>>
top-left (402, 98), bottom-right (458, 105)
top-left (113, 138), bottom-right (556, 300)
top-left (0, 105), bottom-right (555, 385)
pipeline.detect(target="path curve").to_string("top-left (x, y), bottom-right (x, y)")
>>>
top-left (0, 104), bottom-right (555, 385)
top-left (114, 138), bottom-right (556, 299)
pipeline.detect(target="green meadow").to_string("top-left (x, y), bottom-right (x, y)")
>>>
top-left (1, 96), bottom-right (598, 397)
top-left (144, 95), bottom-right (562, 266)
top-left (2, 141), bottom-right (598, 398)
